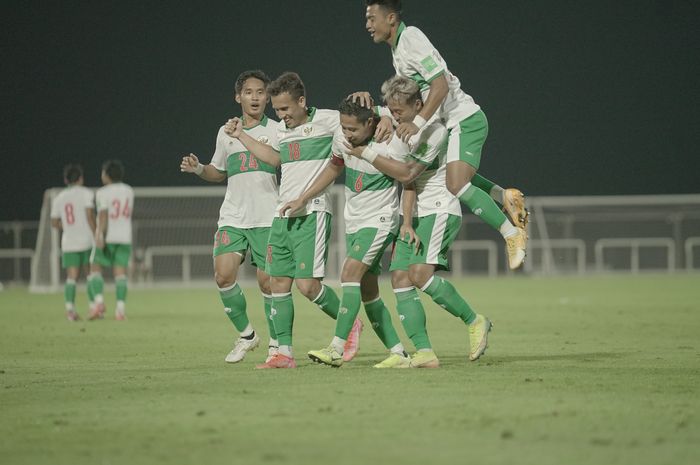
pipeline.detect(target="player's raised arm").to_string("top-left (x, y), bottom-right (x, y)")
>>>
top-left (180, 153), bottom-right (226, 183)
top-left (279, 159), bottom-right (344, 217)
top-left (225, 118), bottom-right (281, 167)
top-left (344, 141), bottom-right (426, 184)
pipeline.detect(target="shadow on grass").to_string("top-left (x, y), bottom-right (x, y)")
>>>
top-left (438, 351), bottom-right (626, 365)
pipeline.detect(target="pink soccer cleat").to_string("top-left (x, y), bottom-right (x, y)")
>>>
top-left (342, 318), bottom-right (364, 362)
top-left (88, 302), bottom-right (105, 321)
top-left (255, 353), bottom-right (297, 369)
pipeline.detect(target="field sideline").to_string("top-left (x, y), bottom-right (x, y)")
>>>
top-left (1, 275), bottom-right (698, 465)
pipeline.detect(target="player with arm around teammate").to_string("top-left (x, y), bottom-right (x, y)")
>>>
top-left (181, 70), bottom-right (281, 364)
top-left (50, 164), bottom-right (96, 321)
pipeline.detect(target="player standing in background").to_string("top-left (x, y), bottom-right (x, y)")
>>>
top-left (280, 98), bottom-right (411, 368)
top-left (349, 76), bottom-right (492, 366)
top-left (87, 160), bottom-right (134, 321)
top-left (50, 164), bottom-right (96, 321)
top-left (363, 0), bottom-right (529, 270)
top-left (180, 70), bottom-right (280, 364)
top-left (225, 72), bottom-right (363, 369)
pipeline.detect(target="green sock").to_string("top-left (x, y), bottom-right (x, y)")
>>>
top-left (422, 276), bottom-right (476, 324)
top-left (313, 284), bottom-right (339, 319)
top-left (89, 273), bottom-right (104, 297)
top-left (263, 294), bottom-right (277, 341)
top-left (115, 276), bottom-right (127, 302)
top-left (458, 183), bottom-right (508, 230)
top-left (220, 283), bottom-right (249, 332)
top-left (471, 173), bottom-right (496, 196)
top-left (335, 284), bottom-right (361, 339)
top-left (364, 297), bottom-right (401, 349)
top-left (87, 279), bottom-right (95, 304)
top-left (395, 287), bottom-right (431, 350)
top-left (64, 279), bottom-right (76, 308)
top-left (272, 293), bottom-right (295, 346)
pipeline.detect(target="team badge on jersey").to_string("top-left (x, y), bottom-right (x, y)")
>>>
top-left (303, 126), bottom-right (313, 136)
top-left (258, 136), bottom-right (269, 144)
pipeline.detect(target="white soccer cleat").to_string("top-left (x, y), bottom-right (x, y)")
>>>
top-left (225, 333), bottom-right (260, 363)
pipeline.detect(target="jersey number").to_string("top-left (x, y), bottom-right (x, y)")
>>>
top-left (110, 199), bottom-right (131, 219)
top-left (289, 142), bottom-right (301, 161)
top-left (238, 153), bottom-right (259, 172)
top-left (64, 203), bottom-right (75, 225)
top-left (354, 173), bottom-right (364, 192)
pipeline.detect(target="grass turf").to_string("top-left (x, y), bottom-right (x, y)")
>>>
top-left (1, 274), bottom-right (699, 465)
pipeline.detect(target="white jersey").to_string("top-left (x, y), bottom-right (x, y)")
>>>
top-left (271, 108), bottom-right (338, 217)
top-left (95, 183), bottom-right (134, 244)
top-left (404, 120), bottom-right (462, 217)
top-left (50, 185), bottom-right (95, 252)
top-left (392, 23), bottom-right (480, 129)
top-left (210, 115), bottom-right (279, 229)
top-left (331, 127), bottom-right (407, 234)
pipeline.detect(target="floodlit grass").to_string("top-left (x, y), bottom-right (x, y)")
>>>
top-left (1, 275), bottom-right (699, 465)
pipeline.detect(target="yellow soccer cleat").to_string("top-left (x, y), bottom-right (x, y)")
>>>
top-left (506, 227), bottom-right (528, 270)
top-left (308, 346), bottom-right (344, 367)
top-left (373, 353), bottom-right (411, 368)
top-left (503, 188), bottom-right (530, 229)
top-left (468, 314), bottom-right (492, 361)
top-left (409, 350), bottom-right (440, 368)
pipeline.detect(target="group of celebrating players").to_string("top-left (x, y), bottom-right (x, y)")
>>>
top-left (178, 0), bottom-right (529, 369)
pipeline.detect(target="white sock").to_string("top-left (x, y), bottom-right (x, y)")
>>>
top-left (331, 336), bottom-right (346, 354)
top-left (418, 348), bottom-right (432, 353)
top-left (116, 300), bottom-right (125, 312)
top-left (500, 220), bottom-right (518, 238)
top-left (491, 185), bottom-right (505, 204)
top-left (239, 323), bottom-right (254, 338)
top-left (389, 343), bottom-right (405, 355)
top-left (279, 345), bottom-right (293, 357)
top-left (95, 294), bottom-right (104, 304)
top-left (268, 338), bottom-right (279, 348)
top-left (65, 302), bottom-right (75, 311)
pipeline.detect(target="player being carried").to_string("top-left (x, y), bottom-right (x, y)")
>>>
top-left (181, 70), bottom-right (280, 364)
top-left (50, 164), bottom-right (97, 321)
top-left (87, 160), bottom-right (134, 321)
top-left (279, 98), bottom-right (412, 368)
top-left (224, 72), bottom-right (364, 369)
top-left (362, 0), bottom-right (528, 270)
top-left (349, 76), bottom-right (492, 366)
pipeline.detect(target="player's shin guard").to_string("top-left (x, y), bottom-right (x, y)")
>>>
top-left (262, 293), bottom-right (277, 341)
top-left (115, 275), bottom-right (128, 303)
top-left (470, 173), bottom-right (503, 204)
top-left (335, 283), bottom-right (361, 339)
top-left (364, 296), bottom-right (401, 349)
top-left (271, 292), bottom-right (295, 346)
top-left (421, 276), bottom-right (476, 324)
top-left (220, 283), bottom-right (249, 332)
top-left (87, 279), bottom-right (95, 306)
top-left (394, 287), bottom-right (432, 350)
top-left (313, 284), bottom-right (340, 319)
top-left (64, 279), bottom-right (76, 310)
top-left (88, 272), bottom-right (104, 299)
top-left (457, 182), bottom-right (510, 231)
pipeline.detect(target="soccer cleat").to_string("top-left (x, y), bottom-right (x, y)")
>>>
top-left (506, 227), bottom-right (528, 270)
top-left (409, 350), bottom-right (440, 368)
top-left (266, 346), bottom-right (279, 364)
top-left (225, 333), bottom-right (260, 363)
top-left (115, 309), bottom-right (127, 321)
top-left (66, 310), bottom-right (81, 322)
top-left (502, 188), bottom-right (530, 229)
top-left (373, 353), bottom-right (411, 368)
top-left (308, 346), bottom-right (344, 367)
top-left (468, 314), bottom-right (492, 361)
top-left (342, 318), bottom-right (364, 362)
top-left (87, 302), bottom-right (105, 321)
top-left (255, 353), bottom-right (297, 369)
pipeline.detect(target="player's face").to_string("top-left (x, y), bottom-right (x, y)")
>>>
top-left (366, 6), bottom-right (395, 44)
top-left (235, 78), bottom-right (268, 119)
top-left (271, 92), bottom-right (307, 128)
top-left (387, 98), bottom-right (422, 124)
top-left (340, 114), bottom-right (374, 147)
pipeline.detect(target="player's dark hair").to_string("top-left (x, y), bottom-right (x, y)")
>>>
top-left (102, 160), bottom-right (125, 182)
top-left (234, 70), bottom-right (271, 96)
top-left (365, 0), bottom-right (402, 16)
top-left (63, 164), bottom-right (83, 185)
top-left (268, 72), bottom-right (306, 101)
top-left (338, 98), bottom-right (377, 124)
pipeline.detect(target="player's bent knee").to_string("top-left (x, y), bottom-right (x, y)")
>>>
top-left (391, 271), bottom-right (412, 289)
top-left (214, 271), bottom-right (235, 289)
top-left (408, 267), bottom-right (431, 289)
top-left (295, 279), bottom-right (321, 300)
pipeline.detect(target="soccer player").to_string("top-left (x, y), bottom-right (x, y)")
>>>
top-left (87, 160), bottom-right (134, 321)
top-left (279, 98), bottom-right (411, 368)
top-left (224, 72), bottom-right (363, 369)
top-left (50, 164), bottom-right (96, 321)
top-left (180, 70), bottom-right (279, 364)
top-left (348, 76), bottom-right (492, 366)
top-left (363, 0), bottom-right (529, 270)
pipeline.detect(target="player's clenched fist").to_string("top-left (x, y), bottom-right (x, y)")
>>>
top-left (224, 117), bottom-right (243, 138)
top-left (180, 153), bottom-right (200, 173)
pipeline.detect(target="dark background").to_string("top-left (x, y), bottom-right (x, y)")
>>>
top-left (2, 0), bottom-right (699, 221)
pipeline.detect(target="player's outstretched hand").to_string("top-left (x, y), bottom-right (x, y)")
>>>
top-left (375, 116), bottom-right (394, 143)
top-left (343, 141), bottom-right (367, 159)
top-left (347, 91), bottom-right (374, 109)
top-left (396, 121), bottom-right (419, 143)
top-left (224, 117), bottom-right (243, 138)
top-left (180, 153), bottom-right (200, 173)
top-left (400, 223), bottom-right (421, 255)
top-left (279, 199), bottom-right (305, 218)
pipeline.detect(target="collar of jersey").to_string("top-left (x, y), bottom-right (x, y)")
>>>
top-left (392, 22), bottom-right (407, 49)
top-left (241, 114), bottom-right (268, 130)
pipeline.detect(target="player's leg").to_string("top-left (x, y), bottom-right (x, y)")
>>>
top-left (445, 111), bottom-right (527, 269)
top-left (471, 174), bottom-right (529, 229)
top-left (112, 244), bottom-right (131, 320)
top-left (247, 226), bottom-right (279, 362)
top-left (62, 252), bottom-right (80, 321)
top-left (87, 246), bottom-right (108, 320)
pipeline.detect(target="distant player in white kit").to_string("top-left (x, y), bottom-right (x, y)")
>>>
top-left (50, 164), bottom-right (96, 321)
top-left (88, 160), bottom-right (134, 321)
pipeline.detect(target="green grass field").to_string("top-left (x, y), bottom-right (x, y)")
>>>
top-left (1, 275), bottom-right (699, 465)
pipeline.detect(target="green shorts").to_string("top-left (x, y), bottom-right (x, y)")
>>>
top-left (446, 110), bottom-right (488, 169)
top-left (91, 243), bottom-right (132, 268)
top-left (390, 213), bottom-right (462, 272)
top-left (346, 227), bottom-right (396, 276)
top-left (62, 249), bottom-right (91, 269)
top-left (266, 212), bottom-right (332, 279)
top-left (213, 226), bottom-right (271, 271)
